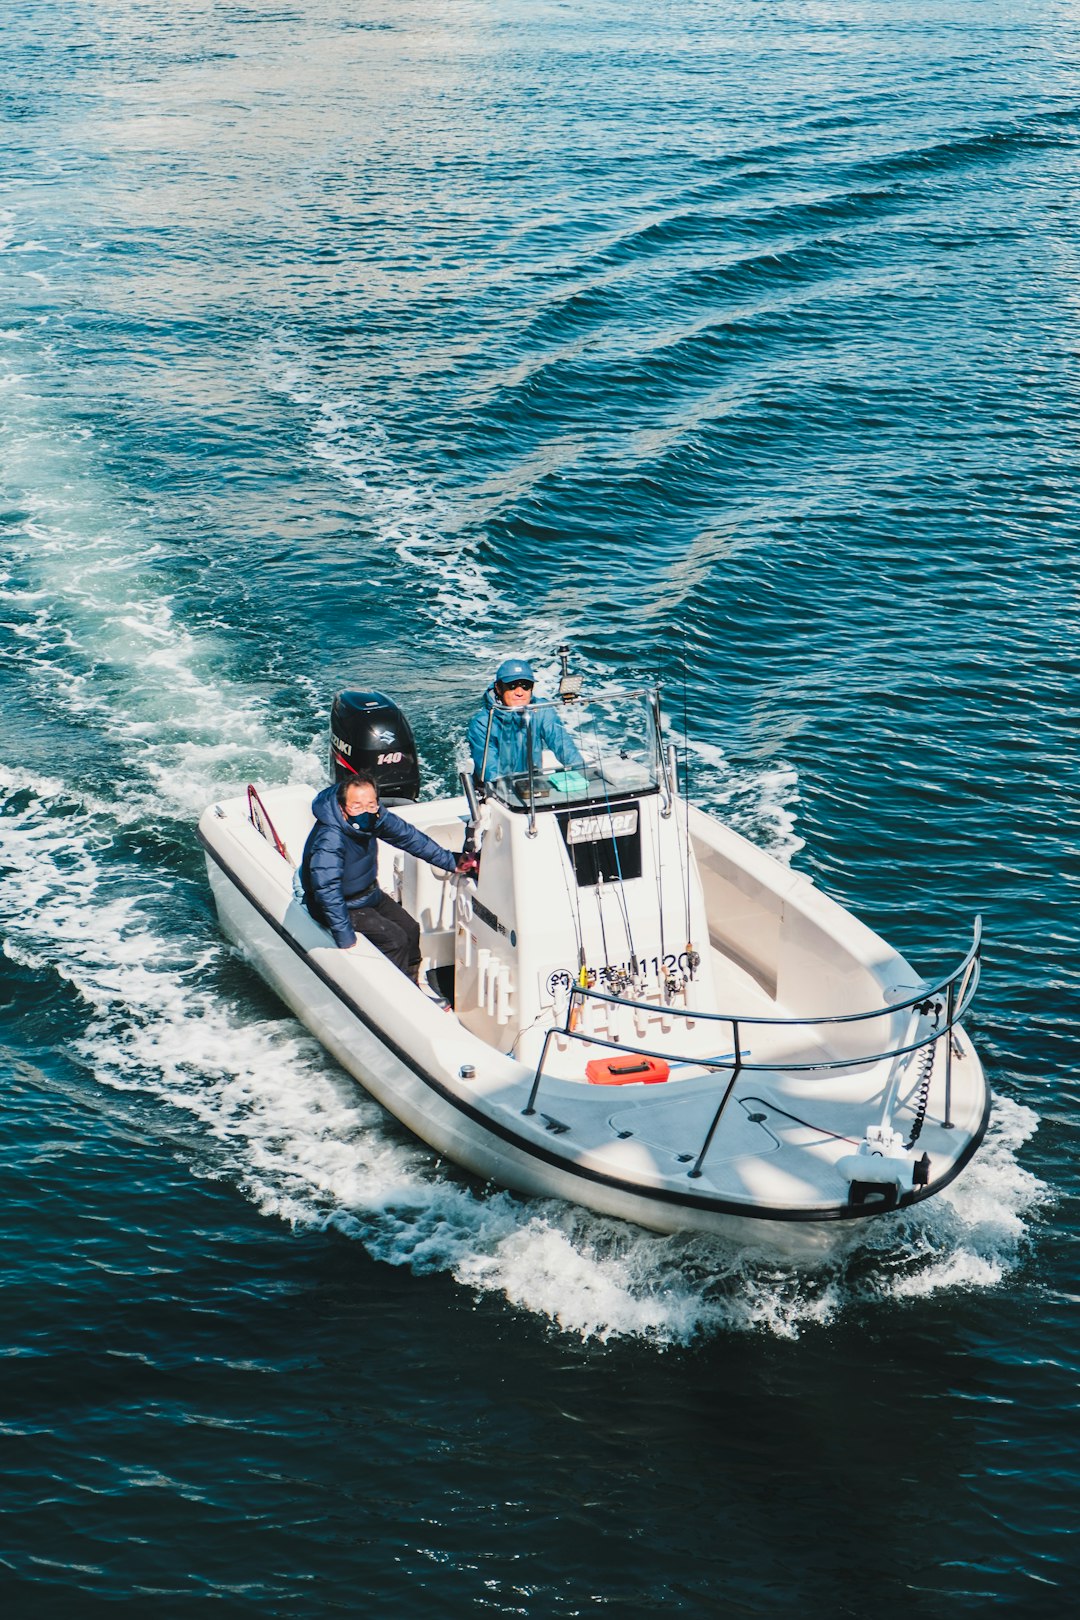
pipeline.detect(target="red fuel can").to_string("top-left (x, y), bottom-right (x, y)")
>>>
top-left (585, 1055), bottom-right (670, 1086)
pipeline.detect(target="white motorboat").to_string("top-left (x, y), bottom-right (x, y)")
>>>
top-left (198, 655), bottom-right (989, 1242)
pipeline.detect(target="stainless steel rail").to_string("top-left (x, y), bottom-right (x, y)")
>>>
top-left (522, 919), bottom-right (983, 1179)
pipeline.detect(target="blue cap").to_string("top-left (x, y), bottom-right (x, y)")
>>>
top-left (495, 658), bottom-right (535, 685)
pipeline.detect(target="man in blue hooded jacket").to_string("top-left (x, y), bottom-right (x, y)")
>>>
top-left (301, 773), bottom-right (472, 979)
top-left (467, 658), bottom-right (583, 784)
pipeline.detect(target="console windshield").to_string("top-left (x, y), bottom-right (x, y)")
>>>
top-left (479, 687), bottom-right (663, 813)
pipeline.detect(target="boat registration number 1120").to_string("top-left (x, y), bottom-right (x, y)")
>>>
top-left (543, 951), bottom-right (697, 1001)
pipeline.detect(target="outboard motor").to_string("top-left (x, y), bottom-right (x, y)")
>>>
top-left (329, 690), bottom-right (421, 803)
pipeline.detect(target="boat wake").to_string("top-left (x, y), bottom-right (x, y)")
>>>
top-left (0, 334), bottom-right (1030, 1346)
top-left (1, 770), bottom-right (1043, 1346)
top-left (0, 402), bottom-right (319, 818)
top-left (243, 1090), bottom-right (1042, 1345)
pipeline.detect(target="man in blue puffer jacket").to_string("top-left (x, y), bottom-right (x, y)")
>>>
top-left (301, 772), bottom-right (472, 979)
top-left (467, 657), bottom-right (583, 784)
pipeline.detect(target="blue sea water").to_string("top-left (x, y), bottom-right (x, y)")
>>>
top-left (1, 0), bottom-right (1078, 1612)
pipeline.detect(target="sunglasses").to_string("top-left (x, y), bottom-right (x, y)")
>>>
top-left (501, 679), bottom-right (534, 692)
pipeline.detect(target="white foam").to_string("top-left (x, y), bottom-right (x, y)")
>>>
top-left (662, 718), bottom-right (804, 865)
top-left (0, 410), bottom-right (319, 815)
top-left (440, 1093), bottom-right (1043, 1342)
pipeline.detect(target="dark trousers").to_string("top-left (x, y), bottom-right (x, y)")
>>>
top-left (348, 893), bottom-right (422, 978)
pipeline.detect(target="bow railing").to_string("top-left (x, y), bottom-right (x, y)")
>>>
top-left (522, 919), bottom-right (983, 1180)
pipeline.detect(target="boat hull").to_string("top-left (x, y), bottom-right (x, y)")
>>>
top-left (199, 791), bottom-right (991, 1248)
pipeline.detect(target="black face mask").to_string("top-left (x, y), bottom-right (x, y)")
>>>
top-left (346, 810), bottom-right (377, 833)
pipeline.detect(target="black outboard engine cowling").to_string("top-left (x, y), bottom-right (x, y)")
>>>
top-left (329, 690), bottom-right (421, 803)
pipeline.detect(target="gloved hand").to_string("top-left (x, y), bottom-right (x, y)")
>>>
top-left (455, 852), bottom-right (480, 878)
